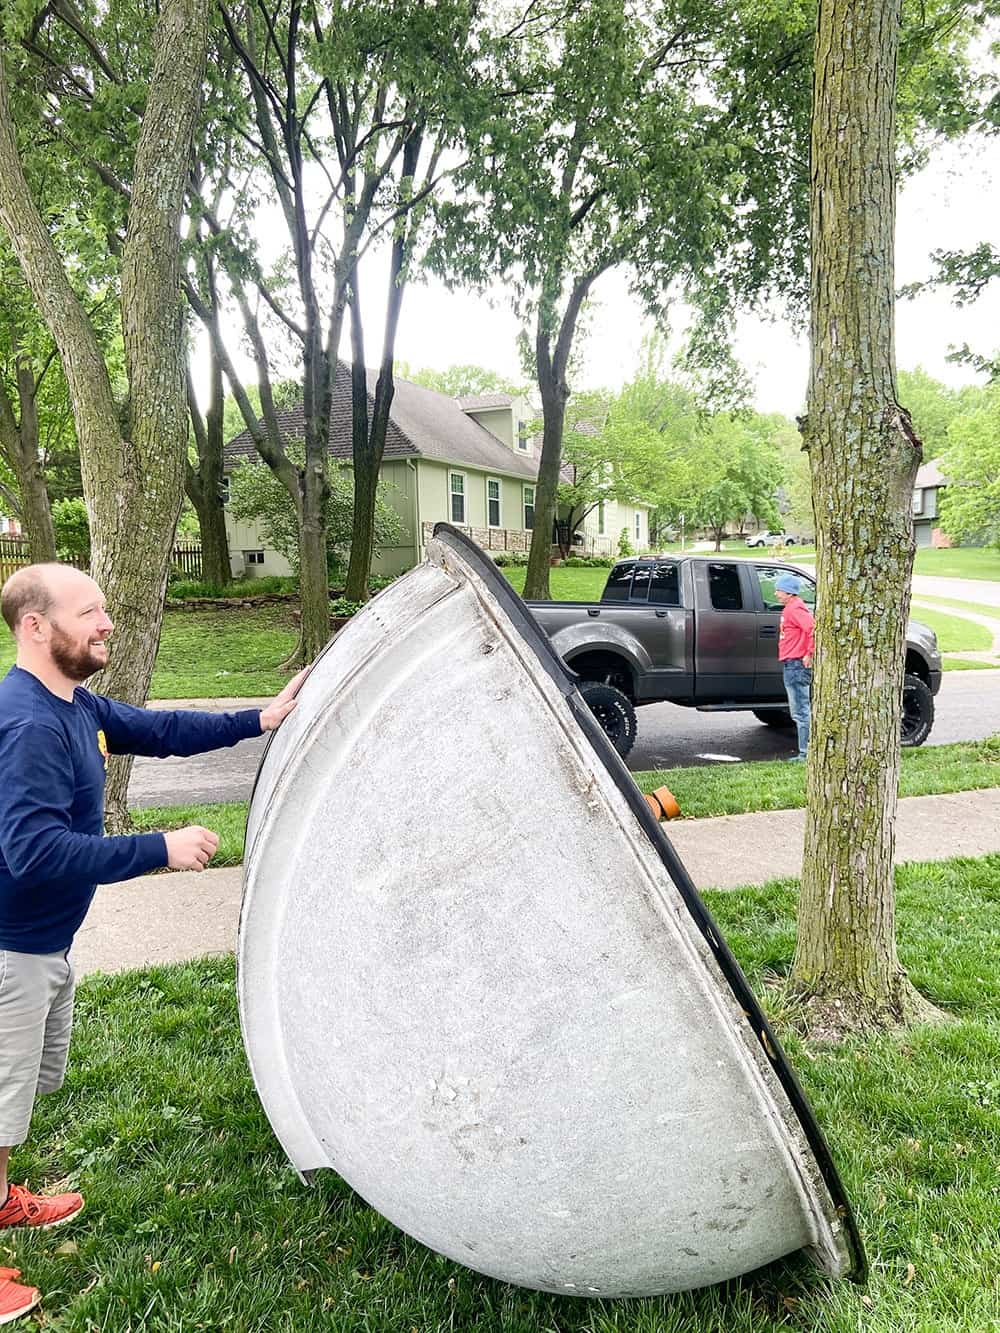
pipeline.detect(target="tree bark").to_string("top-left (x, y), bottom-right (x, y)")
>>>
top-left (791, 0), bottom-right (938, 1032)
top-left (524, 273), bottom-right (598, 601)
top-left (0, 0), bottom-right (212, 830)
top-left (0, 360), bottom-right (57, 562)
top-left (185, 333), bottom-right (231, 588)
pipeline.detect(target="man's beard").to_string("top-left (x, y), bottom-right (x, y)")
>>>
top-left (49, 622), bottom-right (109, 682)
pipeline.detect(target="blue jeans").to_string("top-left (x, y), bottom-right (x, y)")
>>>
top-left (782, 660), bottom-right (812, 759)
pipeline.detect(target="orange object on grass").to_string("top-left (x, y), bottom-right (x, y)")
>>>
top-left (643, 786), bottom-right (680, 821)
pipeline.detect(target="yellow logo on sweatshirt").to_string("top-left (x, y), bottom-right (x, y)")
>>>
top-left (96, 729), bottom-right (109, 770)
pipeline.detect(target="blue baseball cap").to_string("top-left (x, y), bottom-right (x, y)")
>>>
top-left (775, 574), bottom-right (801, 595)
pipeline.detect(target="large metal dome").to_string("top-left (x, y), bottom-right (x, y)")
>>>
top-left (238, 524), bottom-right (863, 1298)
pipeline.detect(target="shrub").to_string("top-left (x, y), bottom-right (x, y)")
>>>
top-left (329, 596), bottom-right (364, 618)
top-left (52, 497), bottom-right (90, 562)
top-left (617, 527), bottom-right (634, 557)
top-left (493, 551), bottom-right (529, 567)
top-left (167, 576), bottom-right (299, 601)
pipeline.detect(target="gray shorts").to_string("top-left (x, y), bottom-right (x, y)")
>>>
top-left (0, 949), bottom-right (75, 1146)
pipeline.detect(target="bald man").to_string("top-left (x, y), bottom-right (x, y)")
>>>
top-left (0, 563), bottom-right (305, 1282)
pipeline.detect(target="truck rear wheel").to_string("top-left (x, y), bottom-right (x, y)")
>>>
top-left (901, 673), bottom-right (934, 748)
top-left (578, 682), bottom-right (637, 759)
top-left (752, 709), bottom-right (795, 730)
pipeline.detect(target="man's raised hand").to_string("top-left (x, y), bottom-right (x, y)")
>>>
top-left (165, 825), bottom-right (220, 871)
top-left (259, 667), bottom-right (311, 732)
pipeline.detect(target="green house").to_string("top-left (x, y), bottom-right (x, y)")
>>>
top-left (223, 366), bottom-right (650, 577)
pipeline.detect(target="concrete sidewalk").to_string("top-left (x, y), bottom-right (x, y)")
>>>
top-left (74, 787), bottom-right (1000, 978)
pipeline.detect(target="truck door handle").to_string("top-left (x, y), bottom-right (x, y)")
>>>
top-left (759, 625), bottom-right (778, 638)
top-left (654, 610), bottom-right (669, 618)
top-left (587, 608), bottom-right (600, 617)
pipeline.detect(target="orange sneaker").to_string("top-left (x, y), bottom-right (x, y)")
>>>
top-left (0, 1268), bottom-right (41, 1325)
top-left (0, 1184), bottom-right (85, 1231)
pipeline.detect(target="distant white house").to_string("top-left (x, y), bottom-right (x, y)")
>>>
top-left (912, 457), bottom-right (950, 548)
top-left (222, 366), bottom-right (651, 577)
top-left (0, 515), bottom-right (22, 537)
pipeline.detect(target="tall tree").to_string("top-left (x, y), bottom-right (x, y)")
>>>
top-left (0, 0), bottom-right (213, 824)
top-left (433, 0), bottom-right (823, 598)
top-left (0, 268), bottom-right (58, 560)
top-left (192, 0), bottom-right (474, 652)
top-left (791, 0), bottom-right (939, 1031)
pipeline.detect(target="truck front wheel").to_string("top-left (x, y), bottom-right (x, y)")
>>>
top-left (578, 682), bottom-right (637, 759)
top-left (901, 673), bottom-right (934, 747)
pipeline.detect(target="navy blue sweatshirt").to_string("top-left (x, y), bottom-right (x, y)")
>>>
top-left (0, 665), bottom-right (262, 953)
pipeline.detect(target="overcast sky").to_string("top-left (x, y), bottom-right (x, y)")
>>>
top-left (390, 128), bottom-right (999, 417)
top-left (205, 125), bottom-right (999, 421)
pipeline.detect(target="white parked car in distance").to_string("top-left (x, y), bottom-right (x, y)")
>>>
top-left (745, 531), bottom-right (809, 548)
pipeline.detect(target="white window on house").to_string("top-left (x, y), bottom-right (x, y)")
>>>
top-left (517, 421), bottom-right (529, 452)
top-left (244, 550), bottom-right (265, 566)
top-left (912, 488), bottom-right (924, 516)
top-left (634, 510), bottom-right (642, 544)
top-left (598, 501), bottom-right (606, 536)
top-left (487, 477), bottom-right (502, 528)
top-left (450, 472), bottom-right (466, 524)
top-left (523, 485), bottom-right (535, 530)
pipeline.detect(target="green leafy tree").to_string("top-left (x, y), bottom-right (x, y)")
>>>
top-left (431, 0), bottom-right (825, 598)
top-left (556, 392), bottom-right (670, 555)
top-left (188, 0), bottom-right (482, 658)
top-left (690, 416), bottom-right (783, 549)
top-left (397, 363), bottom-right (528, 398)
top-left (896, 366), bottom-right (971, 453)
top-left (938, 382), bottom-right (1000, 544)
top-left (228, 452), bottom-right (403, 582)
top-left (0, 0), bottom-right (214, 827)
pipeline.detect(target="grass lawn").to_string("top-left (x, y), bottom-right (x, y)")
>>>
top-left (913, 546), bottom-right (1000, 580)
top-left (913, 593), bottom-right (1000, 624)
top-left (9, 854), bottom-right (999, 1330)
top-left (906, 607), bottom-right (993, 653)
top-left (134, 738), bottom-right (1000, 865)
top-left (0, 605), bottom-right (298, 699)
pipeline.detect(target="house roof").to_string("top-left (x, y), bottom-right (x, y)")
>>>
top-left (457, 393), bottom-right (516, 410)
top-left (224, 364), bottom-right (539, 481)
top-left (915, 457), bottom-right (947, 490)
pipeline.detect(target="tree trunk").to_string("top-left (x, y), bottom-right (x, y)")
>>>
top-left (790, 0), bottom-right (938, 1033)
top-left (0, 0), bottom-right (212, 831)
top-left (524, 381), bottom-right (566, 600)
top-left (185, 330), bottom-right (232, 588)
top-left (15, 456), bottom-right (56, 563)
top-left (0, 362), bottom-right (57, 562)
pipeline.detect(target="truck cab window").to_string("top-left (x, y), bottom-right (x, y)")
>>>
top-left (650, 562), bottom-right (680, 606)
top-left (603, 561), bottom-right (636, 602)
top-left (708, 564), bottom-right (742, 611)
top-left (756, 566), bottom-right (816, 610)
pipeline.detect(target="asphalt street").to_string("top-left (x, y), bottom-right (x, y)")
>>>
top-left (128, 667), bottom-right (1000, 808)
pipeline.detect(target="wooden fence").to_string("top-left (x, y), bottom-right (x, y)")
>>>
top-left (0, 537), bottom-right (203, 584)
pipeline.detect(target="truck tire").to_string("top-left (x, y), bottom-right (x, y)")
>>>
top-left (752, 709), bottom-right (796, 730)
top-left (578, 682), bottom-right (637, 759)
top-left (901, 673), bottom-right (934, 748)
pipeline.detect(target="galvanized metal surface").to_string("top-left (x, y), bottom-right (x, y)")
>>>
top-left (239, 527), bottom-right (860, 1298)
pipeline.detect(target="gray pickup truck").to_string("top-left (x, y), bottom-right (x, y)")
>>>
top-left (529, 555), bottom-right (941, 757)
